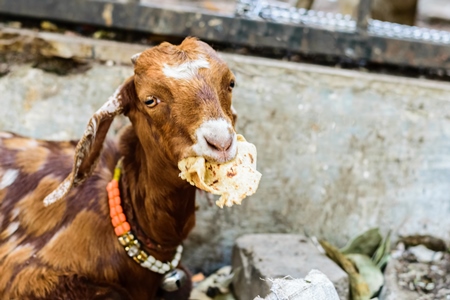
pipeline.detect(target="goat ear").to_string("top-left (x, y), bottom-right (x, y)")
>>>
top-left (43, 85), bottom-right (125, 206)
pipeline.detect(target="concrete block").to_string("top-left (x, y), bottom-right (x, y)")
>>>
top-left (232, 234), bottom-right (349, 300)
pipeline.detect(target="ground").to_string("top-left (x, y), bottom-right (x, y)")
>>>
top-left (394, 247), bottom-right (450, 299)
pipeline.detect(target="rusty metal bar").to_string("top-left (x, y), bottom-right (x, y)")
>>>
top-left (0, 0), bottom-right (449, 70)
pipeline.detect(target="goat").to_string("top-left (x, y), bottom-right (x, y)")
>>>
top-left (0, 37), bottom-right (238, 299)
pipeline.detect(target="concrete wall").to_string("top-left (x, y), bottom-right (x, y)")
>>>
top-left (2, 37), bottom-right (450, 273)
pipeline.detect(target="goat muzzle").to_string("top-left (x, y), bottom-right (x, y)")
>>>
top-left (192, 118), bottom-right (237, 164)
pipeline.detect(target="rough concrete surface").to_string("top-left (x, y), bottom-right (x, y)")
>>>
top-left (232, 234), bottom-right (349, 300)
top-left (1, 33), bottom-right (450, 274)
top-left (379, 259), bottom-right (421, 300)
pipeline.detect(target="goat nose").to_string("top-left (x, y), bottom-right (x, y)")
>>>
top-left (205, 135), bottom-right (233, 152)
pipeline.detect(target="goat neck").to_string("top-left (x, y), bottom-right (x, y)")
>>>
top-left (119, 126), bottom-right (196, 260)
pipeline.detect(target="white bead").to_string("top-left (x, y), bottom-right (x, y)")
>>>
top-left (155, 260), bottom-right (162, 268)
top-left (171, 258), bottom-right (179, 267)
top-left (127, 245), bottom-right (139, 257)
top-left (141, 260), bottom-right (153, 269)
top-left (148, 256), bottom-right (156, 263)
top-left (158, 267), bottom-right (166, 274)
top-left (174, 253), bottom-right (181, 261)
top-left (162, 263), bottom-right (170, 272)
top-left (150, 265), bottom-right (159, 272)
top-left (177, 245), bottom-right (183, 253)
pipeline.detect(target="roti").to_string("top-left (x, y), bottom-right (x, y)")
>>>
top-left (178, 134), bottom-right (261, 208)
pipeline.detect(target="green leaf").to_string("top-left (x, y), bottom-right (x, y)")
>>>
top-left (341, 228), bottom-right (382, 257)
top-left (346, 254), bottom-right (384, 297)
top-left (372, 230), bottom-right (391, 269)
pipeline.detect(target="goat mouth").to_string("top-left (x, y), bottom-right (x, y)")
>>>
top-left (204, 152), bottom-right (236, 164)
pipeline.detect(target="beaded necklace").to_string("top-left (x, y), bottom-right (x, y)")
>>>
top-left (106, 159), bottom-right (183, 275)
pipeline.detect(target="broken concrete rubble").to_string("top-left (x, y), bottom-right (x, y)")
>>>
top-left (380, 243), bottom-right (450, 300)
top-left (253, 269), bottom-right (340, 300)
top-left (231, 234), bottom-right (349, 300)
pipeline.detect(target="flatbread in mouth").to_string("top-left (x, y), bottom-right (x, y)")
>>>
top-left (178, 134), bottom-right (261, 208)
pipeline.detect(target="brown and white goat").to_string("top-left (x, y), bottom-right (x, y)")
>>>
top-left (0, 37), bottom-right (238, 299)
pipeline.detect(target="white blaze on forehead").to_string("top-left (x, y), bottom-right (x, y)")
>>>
top-left (163, 56), bottom-right (210, 80)
top-left (0, 169), bottom-right (19, 189)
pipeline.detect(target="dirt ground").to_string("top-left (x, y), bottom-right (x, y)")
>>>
top-left (392, 243), bottom-right (450, 300)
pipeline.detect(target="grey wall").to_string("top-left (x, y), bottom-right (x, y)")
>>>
top-left (2, 51), bottom-right (450, 273)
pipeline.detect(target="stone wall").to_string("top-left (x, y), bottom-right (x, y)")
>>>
top-left (2, 33), bottom-right (450, 273)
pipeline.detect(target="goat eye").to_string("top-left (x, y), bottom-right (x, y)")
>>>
top-left (229, 80), bottom-right (235, 89)
top-left (144, 96), bottom-right (158, 107)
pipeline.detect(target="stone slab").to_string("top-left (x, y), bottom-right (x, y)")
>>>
top-left (232, 234), bottom-right (349, 300)
top-left (0, 26), bottom-right (148, 64)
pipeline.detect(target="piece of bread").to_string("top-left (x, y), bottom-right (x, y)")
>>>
top-left (178, 134), bottom-right (261, 208)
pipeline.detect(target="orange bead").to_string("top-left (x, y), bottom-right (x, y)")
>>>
top-left (112, 188), bottom-right (120, 197)
top-left (112, 216), bottom-right (121, 227)
top-left (106, 182), bottom-right (112, 191)
top-left (118, 213), bottom-right (126, 223)
top-left (110, 197), bottom-right (120, 206)
top-left (114, 226), bottom-right (124, 236)
top-left (108, 191), bottom-right (115, 199)
top-left (111, 180), bottom-right (118, 189)
top-left (108, 199), bottom-right (116, 207)
top-left (115, 205), bottom-right (123, 214)
top-left (122, 222), bottom-right (130, 232)
top-left (110, 207), bottom-right (118, 218)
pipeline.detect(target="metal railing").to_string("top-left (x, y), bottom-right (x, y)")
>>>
top-left (0, 0), bottom-right (449, 69)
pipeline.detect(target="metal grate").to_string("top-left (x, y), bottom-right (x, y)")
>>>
top-left (235, 0), bottom-right (450, 44)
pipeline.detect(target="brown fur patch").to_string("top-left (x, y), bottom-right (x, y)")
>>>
top-left (0, 189), bottom-right (5, 205)
top-left (96, 166), bottom-right (113, 217)
top-left (4, 137), bottom-right (38, 150)
top-left (38, 210), bottom-right (119, 281)
top-left (1, 243), bottom-right (34, 265)
top-left (0, 235), bottom-right (25, 258)
top-left (18, 176), bottom-right (66, 237)
top-left (10, 266), bottom-right (60, 299)
top-left (0, 264), bottom-right (14, 293)
top-left (62, 143), bottom-right (76, 157)
top-left (0, 237), bottom-right (27, 291)
top-left (15, 146), bottom-right (50, 174)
